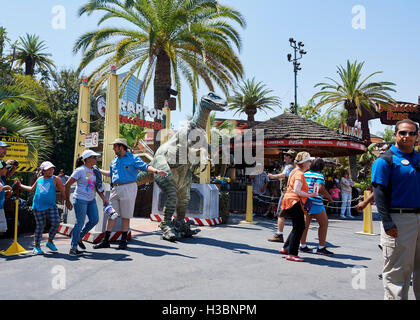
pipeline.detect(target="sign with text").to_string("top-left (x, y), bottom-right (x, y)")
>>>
top-left (0, 135), bottom-right (37, 172)
top-left (85, 132), bottom-right (99, 148)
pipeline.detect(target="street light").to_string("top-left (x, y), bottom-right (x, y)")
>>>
top-left (287, 37), bottom-right (307, 114)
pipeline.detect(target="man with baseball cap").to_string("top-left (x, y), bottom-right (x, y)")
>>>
top-left (95, 138), bottom-right (168, 249)
top-left (268, 149), bottom-right (297, 242)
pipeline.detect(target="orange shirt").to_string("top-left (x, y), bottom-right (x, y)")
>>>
top-left (281, 168), bottom-right (309, 210)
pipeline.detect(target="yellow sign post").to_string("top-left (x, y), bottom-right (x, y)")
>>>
top-left (200, 117), bottom-right (211, 184)
top-left (356, 190), bottom-right (378, 236)
top-left (1, 186), bottom-right (30, 256)
top-left (161, 105), bottom-right (171, 144)
top-left (102, 69), bottom-right (120, 182)
top-left (73, 80), bottom-right (91, 170)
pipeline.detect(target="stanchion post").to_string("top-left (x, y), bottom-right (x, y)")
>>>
top-left (241, 184), bottom-right (257, 224)
top-left (1, 184), bottom-right (30, 256)
top-left (356, 190), bottom-right (378, 236)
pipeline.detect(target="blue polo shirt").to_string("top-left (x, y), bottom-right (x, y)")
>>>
top-left (371, 145), bottom-right (420, 208)
top-left (110, 152), bottom-right (149, 184)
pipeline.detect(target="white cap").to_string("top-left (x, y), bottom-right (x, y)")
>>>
top-left (81, 150), bottom-right (100, 160)
top-left (298, 156), bottom-right (315, 164)
top-left (40, 161), bottom-right (55, 171)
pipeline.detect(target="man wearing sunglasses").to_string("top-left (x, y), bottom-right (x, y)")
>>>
top-left (371, 118), bottom-right (420, 300)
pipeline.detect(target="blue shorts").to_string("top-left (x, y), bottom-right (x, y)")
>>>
top-left (308, 204), bottom-right (325, 214)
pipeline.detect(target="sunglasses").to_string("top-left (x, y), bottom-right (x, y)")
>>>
top-left (398, 131), bottom-right (418, 137)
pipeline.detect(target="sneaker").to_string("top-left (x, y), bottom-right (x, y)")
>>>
top-left (340, 215), bottom-right (346, 219)
top-left (93, 240), bottom-right (110, 249)
top-left (46, 241), bottom-right (58, 252)
top-left (299, 246), bottom-right (313, 253)
top-left (316, 247), bottom-right (334, 256)
top-left (77, 240), bottom-right (86, 250)
top-left (268, 233), bottom-right (284, 243)
top-left (32, 246), bottom-right (44, 255)
top-left (118, 240), bottom-right (128, 250)
top-left (69, 248), bottom-right (83, 256)
top-left (346, 215), bottom-right (355, 219)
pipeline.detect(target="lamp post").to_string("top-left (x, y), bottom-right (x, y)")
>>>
top-left (287, 38), bottom-right (307, 114)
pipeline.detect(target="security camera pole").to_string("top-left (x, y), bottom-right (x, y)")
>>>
top-left (287, 38), bottom-right (307, 114)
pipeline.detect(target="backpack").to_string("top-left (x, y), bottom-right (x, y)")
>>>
top-left (377, 149), bottom-right (394, 201)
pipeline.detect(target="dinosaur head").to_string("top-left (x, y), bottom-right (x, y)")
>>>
top-left (200, 92), bottom-right (227, 112)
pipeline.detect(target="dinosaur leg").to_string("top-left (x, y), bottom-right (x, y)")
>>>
top-left (155, 169), bottom-right (179, 242)
top-left (173, 180), bottom-right (200, 238)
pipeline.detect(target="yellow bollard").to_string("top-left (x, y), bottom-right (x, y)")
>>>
top-left (241, 185), bottom-right (257, 224)
top-left (1, 186), bottom-right (30, 256)
top-left (356, 190), bottom-right (378, 236)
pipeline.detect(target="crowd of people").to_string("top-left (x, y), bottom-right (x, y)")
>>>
top-left (0, 138), bottom-right (167, 256)
top-left (1, 119), bottom-right (420, 300)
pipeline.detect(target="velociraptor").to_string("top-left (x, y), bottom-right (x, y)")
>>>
top-left (137, 92), bottom-right (227, 241)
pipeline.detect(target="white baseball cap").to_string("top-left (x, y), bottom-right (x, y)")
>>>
top-left (81, 150), bottom-right (100, 160)
top-left (40, 161), bottom-right (55, 171)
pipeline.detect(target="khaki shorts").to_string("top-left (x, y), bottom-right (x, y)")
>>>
top-left (110, 182), bottom-right (138, 219)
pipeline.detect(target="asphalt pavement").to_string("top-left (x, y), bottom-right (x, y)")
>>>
top-left (0, 210), bottom-right (415, 300)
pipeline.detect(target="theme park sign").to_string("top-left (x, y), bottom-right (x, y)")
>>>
top-left (96, 95), bottom-right (165, 130)
top-left (377, 103), bottom-right (419, 122)
top-left (337, 123), bottom-right (362, 140)
top-left (119, 99), bottom-right (164, 130)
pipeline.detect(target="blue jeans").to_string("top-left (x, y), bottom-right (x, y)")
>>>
top-left (340, 192), bottom-right (352, 216)
top-left (71, 198), bottom-right (99, 249)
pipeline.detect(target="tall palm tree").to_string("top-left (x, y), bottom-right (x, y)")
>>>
top-left (310, 60), bottom-right (396, 178)
top-left (74, 0), bottom-right (245, 149)
top-left (15, 33), bottom-right (56, 76)
top-left (227, 77), bottom-right (281, 128)
top-left (311, 60), bottom-right (396, 142)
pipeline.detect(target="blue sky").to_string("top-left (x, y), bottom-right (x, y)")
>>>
top-left (1, 0), bottom-right (419, 134)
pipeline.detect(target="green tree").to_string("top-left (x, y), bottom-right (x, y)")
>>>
top-left (74, 0), bottom-right (245, 149)
top-left (381, 126), bottom-right (395, 142)
top-left (0, 80), bottom-right (52, 164)
top-left (310, 60), bottom-right (396, 179)
top-left (227, 77), bottom-right (281, 128)
top-left (15, 33), bottom-right (56, 76)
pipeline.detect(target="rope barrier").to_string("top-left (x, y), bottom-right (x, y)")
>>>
top-left (253, 193), bottom-right (363, 208)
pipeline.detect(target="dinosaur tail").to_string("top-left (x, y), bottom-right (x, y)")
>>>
top-left (137, 171), bottom-right (154, 185)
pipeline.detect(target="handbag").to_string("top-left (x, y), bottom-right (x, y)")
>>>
top-left (302, 198), bottom-right (313, 213)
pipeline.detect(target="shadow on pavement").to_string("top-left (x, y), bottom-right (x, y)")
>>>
top-left (123, 238), bottom-right (197, 259)
top-left (182, 236), bottom-right (279, 255)
top-left (295, 256), bottom-right (368, 268)
top-left (41, 251), bottom-right (133, 262)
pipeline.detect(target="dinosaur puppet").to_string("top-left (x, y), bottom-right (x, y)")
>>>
top-left (137, 92), bottom-right (227, 241)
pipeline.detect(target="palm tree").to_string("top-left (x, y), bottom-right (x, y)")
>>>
top-left (227, 77), bottom-right (281, 128)
top-left (74, 0), bottom-right (245, 149)
top-left (310, 60), bottom-right (396, 178)
top-left (15, 33), bottom-right (55, 76)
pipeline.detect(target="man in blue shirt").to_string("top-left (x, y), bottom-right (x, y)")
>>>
top-left (95, 138), bottom-right (167, 249)
top-left (371, 119), bottom-right (420, 300)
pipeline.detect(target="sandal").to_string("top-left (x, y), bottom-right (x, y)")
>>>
top-left (279, 249), bottom-right (288, 255)
top-left (286, 255), bottom-right (304, 262)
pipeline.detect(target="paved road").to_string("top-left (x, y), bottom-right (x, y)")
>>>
top-left (0, 211), bottom-right (414, 300)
